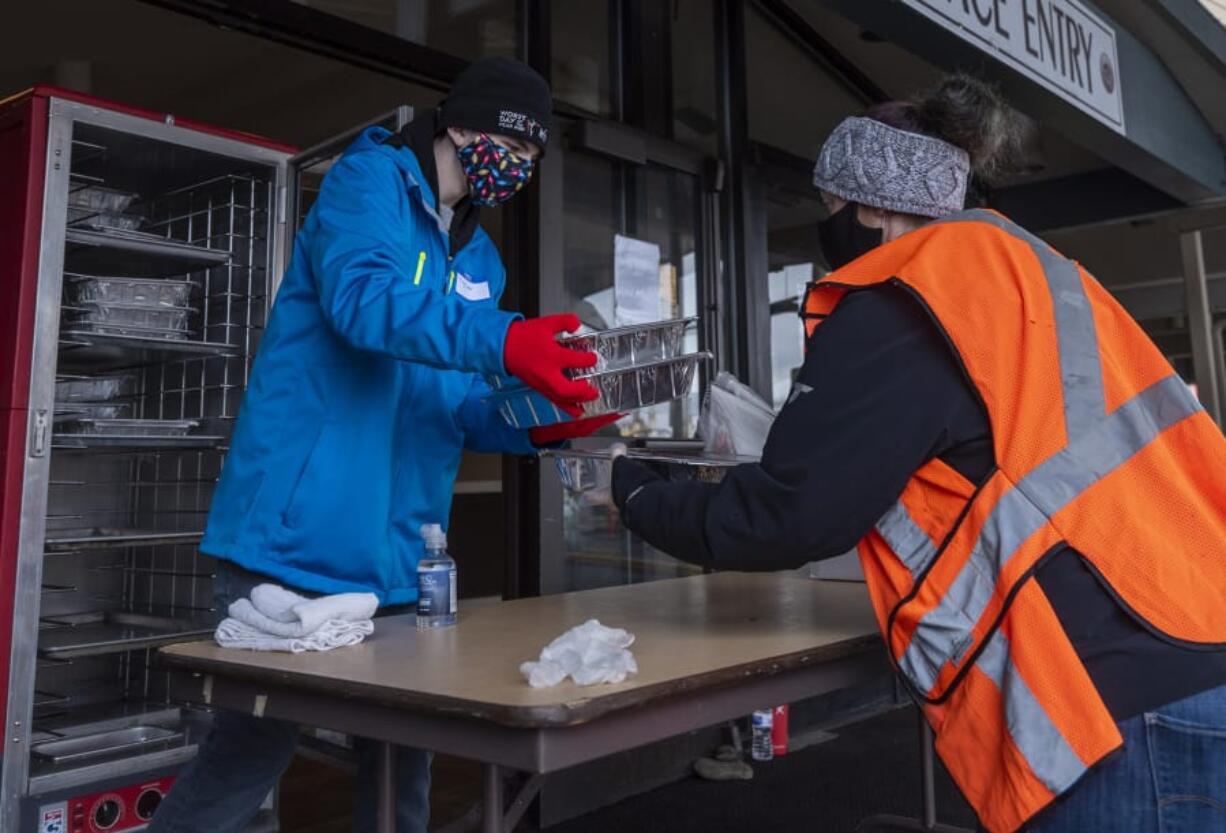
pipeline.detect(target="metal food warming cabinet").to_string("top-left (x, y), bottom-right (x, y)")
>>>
top-left (0, 86), bottom-right (410, 832)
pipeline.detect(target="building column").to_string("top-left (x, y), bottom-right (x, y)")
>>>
top-left (1181, 229), bottom-right (1222, 425)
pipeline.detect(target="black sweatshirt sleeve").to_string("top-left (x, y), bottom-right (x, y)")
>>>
top-left (613, 285), bottom-right (986, 571)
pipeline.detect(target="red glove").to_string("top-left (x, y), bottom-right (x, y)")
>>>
top-left (504, 314), bottom-right (599, 409)
top-left (530, 413), bottom-right (623, 447)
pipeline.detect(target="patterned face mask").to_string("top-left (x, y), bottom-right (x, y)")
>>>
top-left (456, 133), bottom-right (535, 206)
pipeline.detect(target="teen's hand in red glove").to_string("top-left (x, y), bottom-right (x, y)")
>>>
top-left (504, 314), bottom-right (599, 409)
top-left (530, 413), bottom-right (623, 447)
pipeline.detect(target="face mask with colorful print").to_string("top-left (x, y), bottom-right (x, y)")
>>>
top-left (457, 133), bottom-right (535, 206)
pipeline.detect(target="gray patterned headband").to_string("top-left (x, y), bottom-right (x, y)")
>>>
top-left (813, 117), bottom-right (970, 218)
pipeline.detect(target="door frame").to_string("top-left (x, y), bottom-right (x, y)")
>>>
top-left (282, 106), bottom-right (414, 285)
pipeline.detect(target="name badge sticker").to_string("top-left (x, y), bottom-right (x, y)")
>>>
top-left (455, 273), bottom-right (491, 302)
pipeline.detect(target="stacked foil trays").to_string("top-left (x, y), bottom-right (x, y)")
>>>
top-left (63, 186), bottom-right (198, 341)
top-left (486, 317), bottom-right (710, 429)
top-left (54, 374), bottom-right (136, 425)
top-left (53, 374), bottom-right (205, 444)
top-left (62, 272), bottom-right (197, 341)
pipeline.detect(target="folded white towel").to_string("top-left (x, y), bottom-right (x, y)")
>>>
top-left (215, 583), bottom-right (379, 653)
top-left (214, 617), bottom-right (374, 653)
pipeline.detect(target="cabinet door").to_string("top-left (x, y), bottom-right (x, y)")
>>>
top-left (283, 106), bottom-right (413, 264)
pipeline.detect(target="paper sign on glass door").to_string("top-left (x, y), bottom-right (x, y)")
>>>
top-left (614, 234), bottom-right (662, 327)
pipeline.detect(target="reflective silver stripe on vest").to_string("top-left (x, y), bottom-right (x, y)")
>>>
top-left (945, 211), bottom-right (1107, 434)
top-left (977, 629), bottom-right (1087, 795)
top-left (900, 373), bottom-right (1201, 692)
top-left (895, 212), bottom-right (1204, 696)
top-left (875, 499), bottom-right (939, 578)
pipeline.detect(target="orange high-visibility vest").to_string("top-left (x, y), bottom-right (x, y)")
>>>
top-left (802, 209), bottom-right (1226, 833)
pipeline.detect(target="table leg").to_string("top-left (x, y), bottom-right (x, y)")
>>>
top-left (435, 772), bottom-right (539, 833)
top-left (856, 710), bottom-right (973, 833)
top-left (502, 774), bottom-right (543, 832)
top-left (376, 740), bottom-right (396, 833)
top-left (482, 762), bottom-right (504, 833)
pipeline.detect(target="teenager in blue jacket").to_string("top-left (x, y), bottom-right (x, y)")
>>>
top-left (151, 58), bottom-right (612, 833)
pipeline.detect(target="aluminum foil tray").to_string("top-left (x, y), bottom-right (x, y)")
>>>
top-left (64, 322), bottom-right (191, 341)
top-left (55, 374), bottom-right (137, 402)
top-left (485, 317), bottom-right (697, 391)
top-left (65, 302), bottom-right (193, 334)
top-left (560, 316), bottom-right (696, 376)
top-left (31, 726), bottom-right (183, 764)
top-left (65, 273), bottom-right (194, 308)
top-left (55, 418), bottom-right (198, 437)
top-left (68, 185), bottom-right (137, 214)
top-left (489, 351), bottom-right (711, 428)
top-left (68, 209), bottom-right (145, 232)
top-left (53, 402), bottom-right (130, 423)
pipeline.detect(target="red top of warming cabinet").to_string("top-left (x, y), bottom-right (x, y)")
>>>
top-left (0, 85), bottom-right (299, 155)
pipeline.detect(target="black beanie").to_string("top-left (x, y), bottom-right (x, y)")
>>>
top-left (438, 57), bottom-right (552, 153)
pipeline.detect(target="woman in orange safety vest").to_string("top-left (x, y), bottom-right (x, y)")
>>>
top-left (612, 75), bottom-right (1226, 833)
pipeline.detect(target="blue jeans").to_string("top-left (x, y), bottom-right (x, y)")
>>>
top-left (1021, 682), bottom-right (1226, 832)
top-left (149, 561), bottom-right (431, 833)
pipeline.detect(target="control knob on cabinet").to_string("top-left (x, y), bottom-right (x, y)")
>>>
top-left (92, 796), bottom-right (121, 829)
top-left (135, 787), bottom-right (163, 820)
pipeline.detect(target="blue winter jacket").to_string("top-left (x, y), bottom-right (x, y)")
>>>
top-left (200, 126), bottom-right (536, 604)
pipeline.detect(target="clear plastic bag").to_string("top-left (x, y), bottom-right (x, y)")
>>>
top-left (700, 371), bottom-right (775, 459)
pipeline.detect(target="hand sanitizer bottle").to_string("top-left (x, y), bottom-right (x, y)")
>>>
top-left (417, 523), bottom-right (457, 629)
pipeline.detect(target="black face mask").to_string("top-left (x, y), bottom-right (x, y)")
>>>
top-left (817, 202), bottom-right (883, 271)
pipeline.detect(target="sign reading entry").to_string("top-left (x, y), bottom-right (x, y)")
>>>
top-left (900, 0), bottom-right (1124, 133)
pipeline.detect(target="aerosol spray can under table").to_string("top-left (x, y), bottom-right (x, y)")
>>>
top-left (771, 705), bottom-right (789, 756)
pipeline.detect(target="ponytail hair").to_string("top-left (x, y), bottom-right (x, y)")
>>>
top-left (865, 74), bottom-right (1023, 207)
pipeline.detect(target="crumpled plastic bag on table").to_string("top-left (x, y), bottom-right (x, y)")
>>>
top-left (700, 371), bottom-right (775, 459)
top-left (519, 619), bottom-right (638, 688)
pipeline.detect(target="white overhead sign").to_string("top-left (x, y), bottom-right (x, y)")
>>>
top-left (899, 0), bottom-right (1125, 134)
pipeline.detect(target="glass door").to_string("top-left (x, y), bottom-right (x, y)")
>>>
top-left (283, 106), bottom-right (413, 266)
top-left (758, 147), bottom-right (828, 409)
top-left (555, 154), bottom-right (706, 436)
top-left (537, 117), bottom-right (718, 594)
